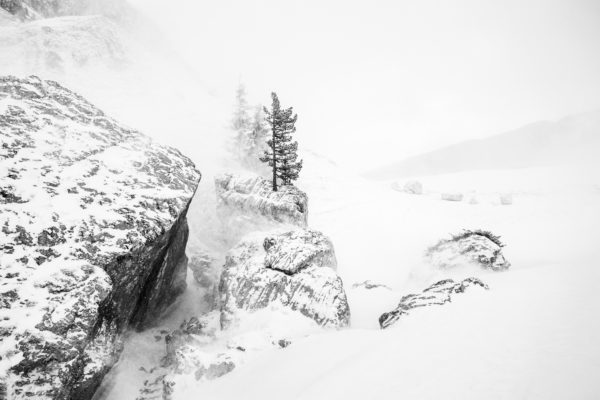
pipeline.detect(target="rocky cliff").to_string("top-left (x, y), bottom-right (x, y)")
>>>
top-left (0, 76), bottom-right (201, 399)
top-left (215, 174), bottom-right (308, 228)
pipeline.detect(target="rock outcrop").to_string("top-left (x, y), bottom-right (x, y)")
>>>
top-left (215, 173), bottom-right (308, 227)
top-left (219, 229), bottom-right (350, 329)
top-left (0, 76), bottom-right (201, 399)
top-left (0, 0), bottom-right (127, 20)
top-left (379, 277), bottom-right (488, 329)
top-left (426, 230), bottom-right (511, 271)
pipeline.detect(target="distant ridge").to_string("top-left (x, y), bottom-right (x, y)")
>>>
top-left (365, 109), bottom-right (600, 179)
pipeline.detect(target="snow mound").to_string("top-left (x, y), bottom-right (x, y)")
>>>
top-left (0, 75), bottom-right (200, 399)
top-left (219, 229), bottom-right (350, 329)
top-left (426, 230), bottom-right (510, 271)
top-left (215, 173), bottom-right (308, 227)
top-left (392, 180), bottom-right (423, 195)
top-left (441, 192), bottom-right (464, 201)
top-left (379, 277), bottom-right (489, 329)
top-left (500, 193), bottom-right (513, 205)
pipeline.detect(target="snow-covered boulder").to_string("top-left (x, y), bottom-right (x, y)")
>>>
top-left (500, 193), bottom-right (513, 205)
top-left (391, 180), bottom-right (423, 195)
top-left (426, 230), bottom-right (511, 271)
top-left (441, 192), bottom-right (463, 201)
top-left (215, 173), bottom-right (308, 228)
top-left (403, 180), bottom-right (423, 194)
top-left (379, 277), bottom-right (488, 329)
top-left (219, 229), bottom-right (350, 329)
top-left (0, 76), bottom-right (201, 399)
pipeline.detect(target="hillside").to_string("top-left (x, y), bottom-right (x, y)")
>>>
top-left (366, 109), bottom-right (600, 179)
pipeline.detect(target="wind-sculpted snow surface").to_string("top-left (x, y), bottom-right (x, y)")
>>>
top-left (215, 173), bottom-right (308, 228)
top-left (379, 278), bottom-right (489, 329)
top-left (0, 76), bottom-right (201, 399)
top-left (426, 230), bottom-right (511, 271)
top-left (219, 229), bottom-right (350, 329)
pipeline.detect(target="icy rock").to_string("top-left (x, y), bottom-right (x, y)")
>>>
top-left (500, 193), bottom-right (513, 205)
top-left (215, 173), bottom-right (308, 227)
top-left (426, 230), bottom-right (511, 271)
top-left (0, 76), bottom-right (201, 400)
top-left (219, 229), bottom-right (350, 329)
top-left (441, 192), bottom-right (464, 201)
top-left (379, 277), bottom-right (488, 329)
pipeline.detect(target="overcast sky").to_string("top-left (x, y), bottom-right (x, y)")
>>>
top-left (130, 0), bottom-right (600, 169)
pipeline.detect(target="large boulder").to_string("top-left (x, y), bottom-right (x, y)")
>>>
top-left (215, 173), bottom-right (308, 228)
top-left (0, 76), bottom-right (201, 399)
top-left (379, 277), bottom-right (488, 329)
top-left (425, 230), bottom-right (511, 271)
top-left (219, 229), bottom-right (350, 329)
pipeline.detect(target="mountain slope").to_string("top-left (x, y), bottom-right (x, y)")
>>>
top-left (366, 109), bottom-right (600, 179)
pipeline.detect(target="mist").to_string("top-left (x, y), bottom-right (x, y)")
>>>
top-left (2, 0), bottom-right (600, 399)
top-left (129, 0), bottom-right (600, 169)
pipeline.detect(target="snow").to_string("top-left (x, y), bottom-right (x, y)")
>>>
top-left (100, 151), bottom-right (600, 399)
top-left (163, 159), bottom-right (599, 399)
top-left (2, 3), bottom-right (599, 398)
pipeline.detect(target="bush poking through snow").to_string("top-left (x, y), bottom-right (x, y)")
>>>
top-left (425, 230), bottom-right (510, 271)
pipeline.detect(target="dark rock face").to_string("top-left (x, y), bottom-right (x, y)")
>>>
top-left (426, 230), bottom-right (511, 271)
top-left (379, 277), bottom-right (488, 329)
top-left (219, 229), bottom-right (350, 329)
top-left (215, 173), bottom-right (308, 228)
top-left (0, 76), bottom-right (201, 400)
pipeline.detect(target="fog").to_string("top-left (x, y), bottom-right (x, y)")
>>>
top-left (2, 1), bottom-right (600, 398)
top-left (129, 0), bottom-right (600, 169)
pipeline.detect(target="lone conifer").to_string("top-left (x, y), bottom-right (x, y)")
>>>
top-left (260, 92), bottom-right (302, 191)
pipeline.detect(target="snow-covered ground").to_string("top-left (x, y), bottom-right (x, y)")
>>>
top-left (101, 152), bottom-right (600, 399)
top-left (180, 160), bottom-right (600, 399)
top-left (3, 4), bottom-right (599, 399)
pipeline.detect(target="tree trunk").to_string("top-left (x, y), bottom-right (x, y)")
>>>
top-left (272, 126), bottom-right (277, 191)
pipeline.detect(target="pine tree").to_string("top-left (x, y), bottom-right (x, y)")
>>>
top-left (229, 83), bottom-right (252, 163)
top-left (260, 92), bottom-right (302, 191)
